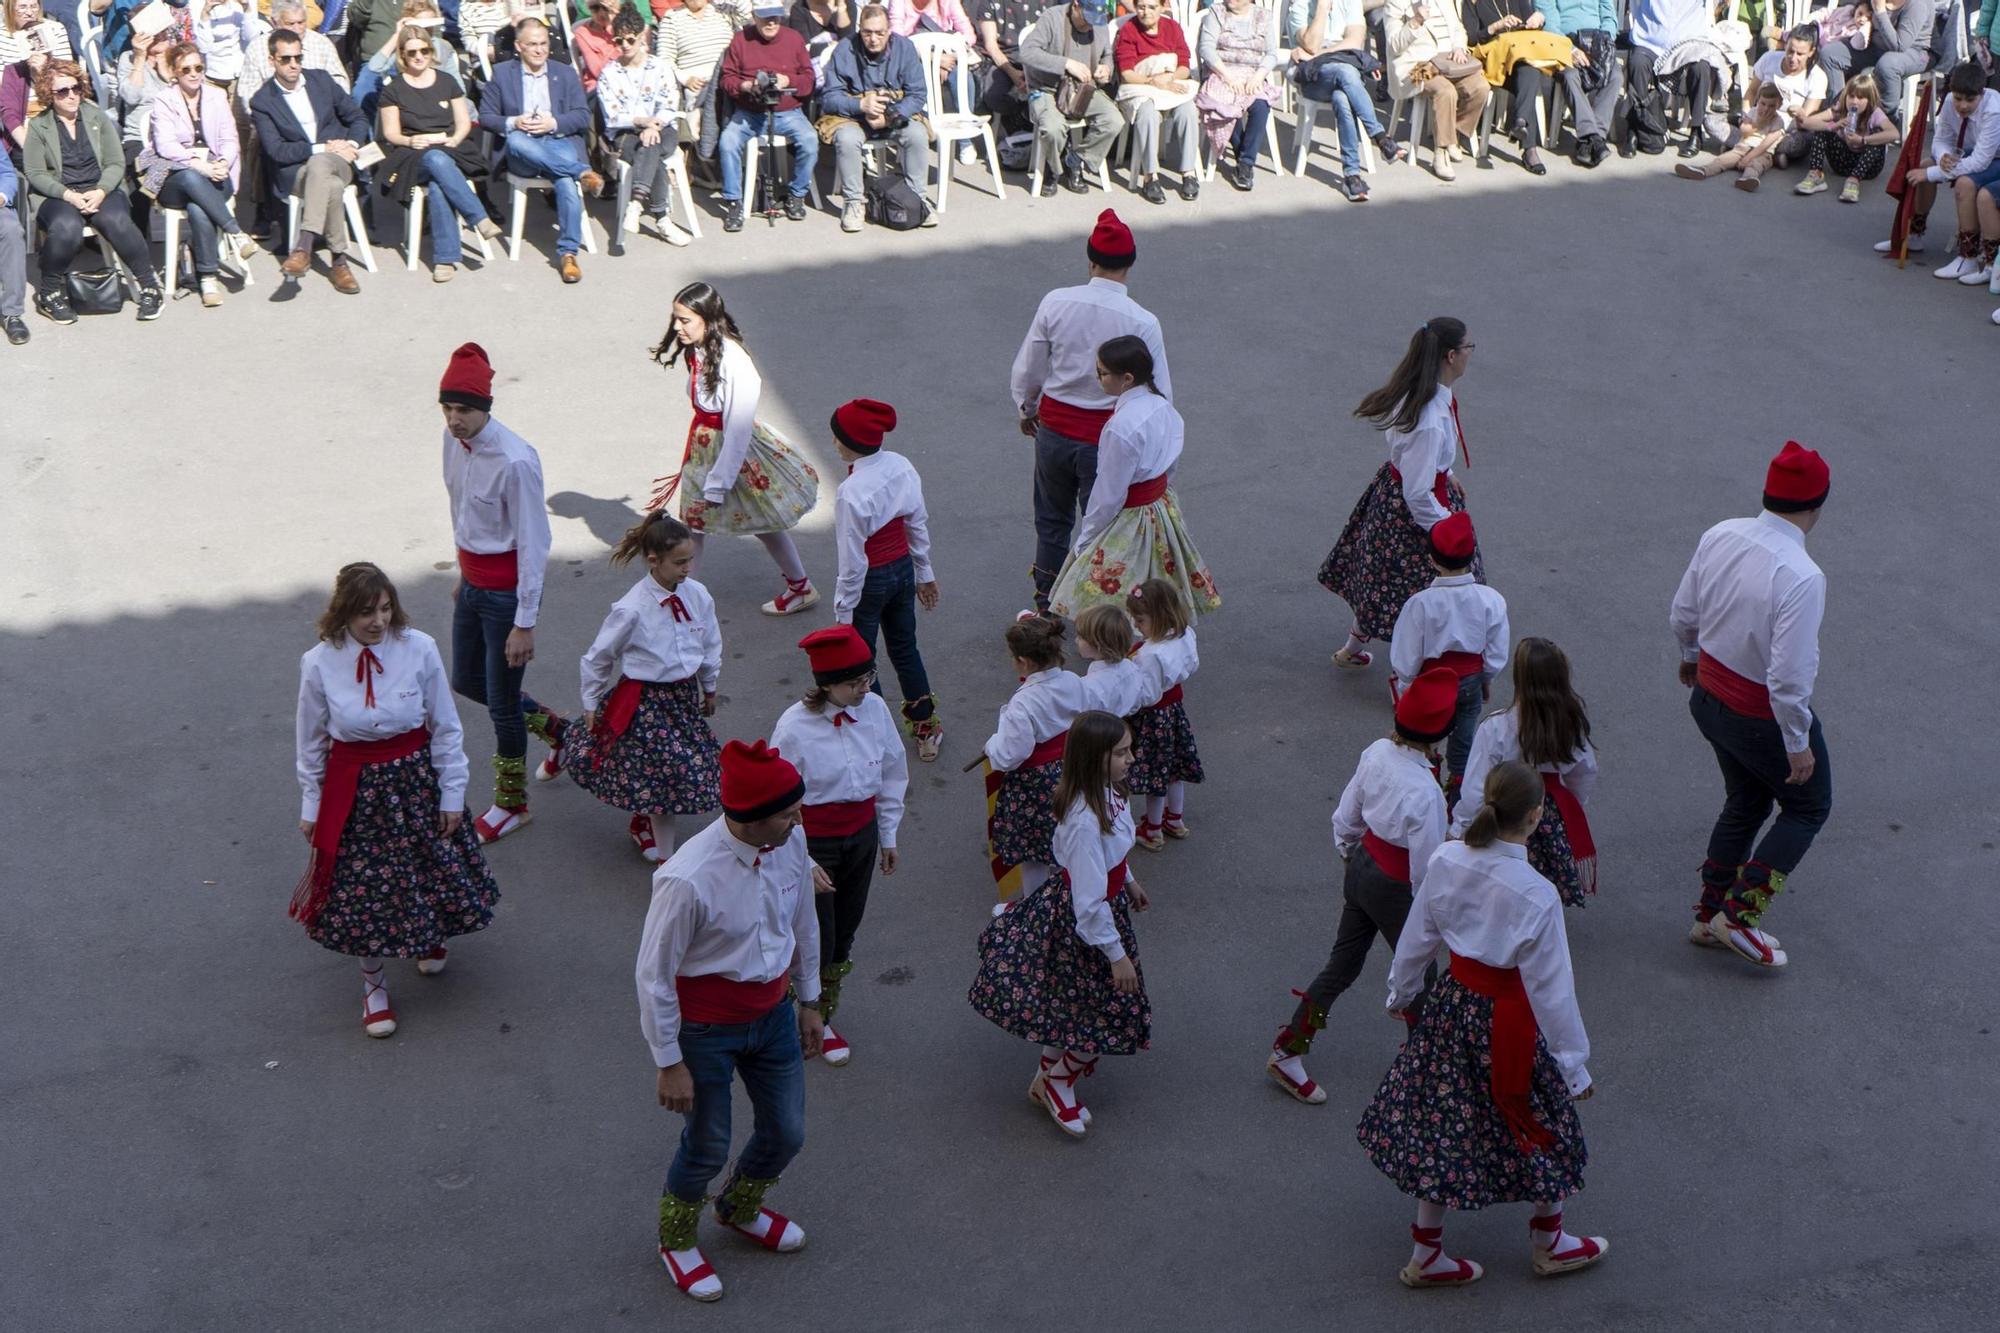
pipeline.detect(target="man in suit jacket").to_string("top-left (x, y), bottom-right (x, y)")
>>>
top-left (477, 16), bottom-right (603, 282)
top-left (250, 28), bottom-right (373, 293)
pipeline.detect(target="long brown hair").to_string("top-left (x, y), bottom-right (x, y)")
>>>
top-left (315, 562), bottom-right (409, 645)
top-left (1005, 615), bottom-right (1065, 671)
top-left (610, 509), bottom-right (694, 568)
top-left (1462, 761), bottom-right (1543, 848)
top-left (1053, 710), bottom-right (1129, 833)
top-left (1354, 317), bottom-right (1465, 434)
top-left (651, 281), bottom-right (742, 397)
top-left (1510, 637), bottom-right (1591, 768)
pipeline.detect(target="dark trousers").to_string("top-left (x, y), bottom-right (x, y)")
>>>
top-left (156, 168), bottom-right (241, 275)
top-left (1501, 63), bottom-right (1551, 148)
top-left (808, 823), bottom-right (878, 969)
top-left (1447, 672), bottom-right (1486, 781)
top-left (450, 584), bottom-right (546, 761)
top-left (1689, 686), bottom-right (1833, 875)
top-left (850, 554), bottom-right (933, 722)
top-left (1292, 850), bottom-right (1429, 1030)
top-left (1230, 98), bottom-right (1273, 164)
top-left (615, 127), bottom-right (680, 210)
top-left (1030, 421), bottom-right (1098, 609)
top-left (665, 997), bottom-right (806, 1203)
top-left (1626, 46), bottom-right (1713, 149)
top-left (34, 191), bottom-right (153, 292)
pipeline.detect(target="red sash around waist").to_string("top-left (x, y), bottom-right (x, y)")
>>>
top-left (1540, 772), bottom-right (1596, 862)
top-left (802, 797), bottom-right (877, 838)
top-left (1387, 464), bottom-right (1451, 508)
top-left (289, 727), bottom-right (432, 928)
top-left (1361, 828), bottom-right (1412, 883)
top-left (1448, 953), bottom-right (1557, 1156)
top-left (456, 548), bottom-right (519, 590)
top-left (864, 516), bottom-right (910, 567)
top-left (1696, 651), bottom-right (1775, 720)
top-left (583, 677), bottom-right (651, 769)
top-left (651, 366), bottom-right (727, 511)
top-left (1023, 730), bottom-right (1069, 770)
top-left (1123, 474), bottom-right (1170, 508)
top-left (675, 972), bottom-right (791, 1025)
top-left (1037, 393), bottom-right (1115, 444)
top-left (1426, 650), bottom-right (1485, 679)
top-left (1062, 858), bottom-right (1130, 902)
top-left (1143, 683), bottom-right (1184, 711)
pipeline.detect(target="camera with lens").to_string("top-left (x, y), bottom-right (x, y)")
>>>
top-left (753, 69), bottom-right (786, 103)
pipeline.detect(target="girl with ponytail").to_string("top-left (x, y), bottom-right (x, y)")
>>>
top-left (1357, 761), bottom-right (1609, 1288)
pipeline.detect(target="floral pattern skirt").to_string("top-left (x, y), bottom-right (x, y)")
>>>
top-left (559, 676), bottom-right (721, 815)
top-left (987, 761), bottom-right (1062, 868)
top-left (305, 749), bottom-right (501, 959)
top-left (1048, 493), bottom-right (1222, 621)
top-left (1529, 799), bottom-right (1590, 909)
top-left (1355, 971), bottom-right (1587, 1209)
top-left (1123, 700), bottom-right (1203, 795)
top-left (969, 873), bottom-right (1152, 1054)
top-left (1317, 463), bottom-right (1483, 642)
top-left (661, 418), bottom-right (819, 535)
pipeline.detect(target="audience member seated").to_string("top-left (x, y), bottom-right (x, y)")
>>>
top-left (147, 40), bottom-right (256, 306)
top-left (887, 0), bottom-right (980, 115)
top-left (1114, 0), bottom-right (1198, 204)
top-left (250, 28), bottom-right (372, 293)
top-left (1019, 0), bottom-right (1120, 197)
top-left (491, 4), bottom-right (580, 64)
top-left (3, 0), bottom-right (61, 163)
top-left (975, 0), bottom-right (1038, 133)
top-left (1749, 23), bottom-right (1825, 166)
top-left (1671, 78), bottom-right (1785, 187)
top-left (115, 26), bottom-right (174, 230)
top-left (657, 0), bottom-right (738, 164)
top-left (24, 58), bottom-right (164, 323)
top-left (789, 0), bottom-right (853, 72)
top-left (355, 1), bottom-right (465, 115)
top-left (818, 3), bottom-right (929, 230)
top-left (237, 2), bottom-right (352, 111)
top-left (573, 0), bottom-right (622, 91)
top-left (1384, 0), bottom-right (1490, 180)
top-left (1287, 0), bottom-right (1405, 203)
top-left (597, 0), bottom-right (692, 242)
top-left (1194, 0), bottom-right (1281, 192)
top-left (1875, 62), bottom-right (2000, 281)
top-left (1793, 67), bottom-right (1897, 200)
top-left (715, 1), bottom-right (816, 231)
top-left (1463, 0), bottom-right (1556, 174)
top-left (478, 15), bottom-right (602, 280)
top-left (1625, 0), bottom-right (1726, 158)
top-left (0, 147), bottom-right (27, 343)
top-left (1530, 0), bottom-right (1618, 166)
top-left (1818, 0), bottom-right (1933, 121)
top-left (380, 22), bottom-right (503, 280)
top-left (193, 0), bottom-right (259, 88)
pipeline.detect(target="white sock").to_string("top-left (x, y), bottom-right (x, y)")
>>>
top-left (1271, 1050), bottom-right (1309, 1082)
top-left (1410, 1201), bottom-right (1450, 1270)
top-left (729, 1207), bottom-right (779, 1240)
top-left (1164, 783), bottom-right (1185, 823)
top-left (1039, 1045), bottom-right (1062, 1066)
top-left (1343, 629), bottom-right (1368, 656)
top-left (665, 1243), bottom-right (707, 1271)
top-left (1532, 1202), bottom-right (1571, 1251)
top-left (361, 961), bottom-right (390, 1015)
top-left (653, 814), bottom-right (677, 859)
top-left (1019, 861), bottom-right (1053, 891)
top-left (757, 531), bottom-right (808, 583)
top-left (1144, 795), bottom-right (1167, 828)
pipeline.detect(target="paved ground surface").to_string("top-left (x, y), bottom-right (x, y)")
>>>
top-left (5, 130), bottom-right (1997, 1333)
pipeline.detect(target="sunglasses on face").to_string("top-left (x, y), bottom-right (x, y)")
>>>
top-left (614, 34), bottom-right (644, 45)
top-left (178, 62), bottom-right (206, 73)
top-left (274, 53), bottom-right (304, 64)
top-left (50, 82), bottom-right (81, 96)
top-left (403, 45), bottom-right (430, 55)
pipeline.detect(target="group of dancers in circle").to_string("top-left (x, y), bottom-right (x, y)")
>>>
top-left (289, 210), bottom-right (1836, 1300)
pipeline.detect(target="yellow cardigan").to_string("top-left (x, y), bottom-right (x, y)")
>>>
top-left (1471, 30), bottom-right (1575, 87)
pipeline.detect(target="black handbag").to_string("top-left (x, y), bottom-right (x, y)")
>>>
top-left (63, 267), bottom-right (126, 316)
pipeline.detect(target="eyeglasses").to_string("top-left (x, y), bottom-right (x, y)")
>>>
top-left (50, 82), bottom-right (81, 96)
top-left (614, 34), bottom-right (644, 45)
top-left (273, 53), bottom-right (304, 64)
top-left (402, 45), bottom-right (430, 56)
top-left (1455, 342), bottom-right (1476, 353)
top-left (177, 62), bottom-right (206, 73)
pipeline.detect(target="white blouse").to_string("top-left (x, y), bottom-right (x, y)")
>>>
top-left (1450, 708), bottom-right (1598, 838)
top-left (1384, 384), bottom-right (1460, 532)
top-left (1330, 738), bottom-right (1447, 892)
top-left (1073, 388), bottom-right (1184, 550)
top-left (1388, 840), bottom-right (1591, 1093)
top-left (691, 339), bottom-right (764, 506)
top-left (1387, 574), bottom-right (1511, 690)
top-left (1052, 789), bottom-right (1138, 961)
top-left (579, 575), bottom-right (722, 709)
top-left (295, 629), bottom-right (469, 820)
top-left (1132, 630), bottom-right (1198, 707)
top-left (1081, 657), bottom-right (1148, 718)
top-left (982, 667), bottom-right (1090, 770)
top-left (768, 692), bottom-right (910, 847)
top-left (442, 416), bottom-right (552, 629)
top-left (833, 450), bottom-right (936, 622)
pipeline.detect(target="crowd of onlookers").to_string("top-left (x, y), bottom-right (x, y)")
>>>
top-left (1, 0), bottom-right (1996, 342)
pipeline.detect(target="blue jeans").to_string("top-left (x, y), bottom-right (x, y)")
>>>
top-left (155, 168), bottom-right (241, 274)
top-left (353, 62), bottom-right (386, 121)
top-left (419, 149), bottom-right (488, 265)
top-left (666, 998), bottom-right (807, 1203)
top-left (450, 584), bottom-right (546, 760)
top-left (502, 130), bottom-right (588, 255)
top-left (850, 555), bottom-right (933, 723)
top-left (1447, 672), bottom-right (1486, 784)
top-left (1230, 98), bottom-right (1272, 165)
top-left (1690, 687), bottom-right (1832, 876)
top-left (717, 106), bottom-right (818, 204)
top-left (1299, 62), bottom-right (1384, 174)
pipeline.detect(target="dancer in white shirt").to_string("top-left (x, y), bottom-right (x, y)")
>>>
top-left (648, 281), bottom-right (823, 616)
top-left (971, 711), bottom-right (1154, 1137)
top-left (1388, 511), bottom-right (1509, 810)
top-left (980, 615), bottom-right (1089, 896)
top-left (1123, 579), bottom-right (1201, 849)
top-left (293, 563), bottom-right (499, 1039)
top-left (1356, 761), bottom-right (1607, 1287)
top-left (1670, 440), bottom-right (1832, 970)
top-left (1075, 602), bottom-right (1147, 719)
top-left (769, 626), bottom-right (909, 1067)
top-left (538, 511), bottom-right (722, 864)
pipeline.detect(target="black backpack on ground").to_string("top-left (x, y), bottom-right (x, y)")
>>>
top-left (865, 171), bottom-right (927, 231)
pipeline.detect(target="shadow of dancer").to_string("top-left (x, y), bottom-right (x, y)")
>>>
top-left (548, 492), bottom-right (648, 549)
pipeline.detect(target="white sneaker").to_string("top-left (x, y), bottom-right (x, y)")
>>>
top-left (198, 276), bottom-right (222, 308)
top-left (819, 1026), bottom-right (851, 1066)
top-left (840, 199), bottom-right (865, 233)
top-left (1874, 236), bottom-right (1925, 253)
top-left (660, 1246), bottom-right (723, 1301)
top-left (643, 214), bottom-right (691, 247)
top-left (1959, 263), bottom-right (1993, 285)
top-left (622, 199), bottom-right (642, 234)
top-left (1934, 255), bottom-right (1972, 279)
top-left (957, 142), bottom-right (977, 165)
top-left (1991, 306), bottom-right (2000, 324)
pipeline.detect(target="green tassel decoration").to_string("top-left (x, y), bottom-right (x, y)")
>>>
top-left (818, 959), bottom-right (854, 1024)
top-left (715, 1174), bottom-right (779, 1227)
top-left (658, 1193), bottom-right (705, 1251)
top-left (493, 754), bottom-right (527, 809)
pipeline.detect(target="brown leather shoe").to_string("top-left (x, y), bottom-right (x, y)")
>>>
top-left (579, 169), bottom-right (605, 197)
top-left (328, 260), bottom-right (360, 295)
top-left (559, 253), bottom-right (581, 284)
top-left (281, 248), bottom-right (310, 278)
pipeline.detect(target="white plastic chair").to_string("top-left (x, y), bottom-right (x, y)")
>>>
top-left (502, 170), bottom-right (601, 258)
top-left (1191, 9), bottom-right (1285, 181)
top-left (606, 112), bottom-right (703, 247)
top-left (286, 183), bottom-right (379, 271)
top-left (160, 201), bottom-right (258, 288)
top-left (404, 185), bottom-right (498, 269)
top-left (740, 135), bottom-right (825, 212)
top-left (909, 31), bottom-right (1005, 210)
top-left (81, 23), bottom-right (114, 109)
top-left (1388, 85), bottom-right (1497, 173)
top-left (1290, 91), bottom-right (1377, 176)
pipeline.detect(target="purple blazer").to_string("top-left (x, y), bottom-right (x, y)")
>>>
top-left (148, 81), bottom-right (241, 187)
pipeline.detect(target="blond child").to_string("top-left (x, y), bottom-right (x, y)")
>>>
top-left (1675, 84), bottom-right (1788, 191)
top-left (1794, 71), bottom-right (1899, 202)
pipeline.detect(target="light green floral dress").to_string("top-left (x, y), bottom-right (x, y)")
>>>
top-left (649, 341), bottom-right (818, 534)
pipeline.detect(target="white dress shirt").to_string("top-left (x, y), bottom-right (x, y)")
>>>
top-left (1073, 387), bottom-right (1184, 550)
top-left (983, 667), bottom-right (1090, 769)
top-left (1668, 510), bottom-right (1825, 753)
top-left (579, 574), bottom-right (722, 708)
top-left (1081, 657), bottom-right (1148, 718)
top-left (443, 417), bottom-right (552, 630)
top-left (279, 80), bottom-right (319, 143)
top-left (1450, 708), bottom-right (1598, 838)
top-left (833, 450), bottom-right (935, 622)
top-left (1385, 385), bottom-right (1460, 531)
top-left (1051, 789), bottom-right (1137, 961)
top-left (768, 692), bottom-right (910, 846)
top-left (295, 628), bottom-right (469, 820)
top-left (1388, 574), bottom-right (1510, 688)
top-left (1387, 839), bottom-right (1592, 1094)
top-left (691, 339), bottom-right (765, 506)
top-left (636, 818), bottom-right (822, 1067)
top-left (1132, 629), bottom-right (1197, 707)
top-left (1331, 738), bottom-right (1447, 892)
top-left (1009, 276), bottom-right (1173, 416)
top-left (1927, 88), bottom-right (2000, 183)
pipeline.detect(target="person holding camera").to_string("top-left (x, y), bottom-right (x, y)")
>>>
top-left (818, 3), bottom-right (931, 231)
top-left (1019, 0), bottom-right (1121, 196)
top-left (717, 2), bottom-right (819, 230)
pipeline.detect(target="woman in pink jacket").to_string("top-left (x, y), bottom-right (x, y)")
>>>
top-left (146, 40), bottom-right (256, 307)
top-left (887, 0), bottom-right (982, 111)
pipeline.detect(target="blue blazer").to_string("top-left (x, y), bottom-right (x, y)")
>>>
top-left (477, 60), bottom-right (591, 160)
top-left (249, 70), bottom-right (372, 200)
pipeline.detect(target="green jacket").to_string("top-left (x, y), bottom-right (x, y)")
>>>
top-left (23, 101), bottom-right (126, 201)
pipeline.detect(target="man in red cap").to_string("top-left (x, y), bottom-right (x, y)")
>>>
top-left (438, 341), bottom-right (560, 844)
top-left (829, 397), bottom-right (944, 761)
top-left (1670, 440), bottom-right (1832, 971)
top-left (637, 737), bottom-right (825, 1303)
top-left (1009, 207), bottom-right (1173, 615)
top-left (1389, 511), bottom-right (1510, 810)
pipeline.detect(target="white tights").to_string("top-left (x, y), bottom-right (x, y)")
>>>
top-left (1143, 783), bottom-right (1186, 828)
top-left (687, 530), bottom-right (807, 583)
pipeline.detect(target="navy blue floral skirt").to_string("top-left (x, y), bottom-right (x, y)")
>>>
top-left (1529, 799), bottom-right (1588, 909)
top-left (987, 761), bottom-right (1061, 867)
top-left (1356, 971), bottom-right (1587, 1209)
top-left (559, 677), bottom-right (720, 815)
top-left (969, 873), bottom-right (1151, 1054)
top-left (306, 749), bottom-right (500, 959)
top-left (1123, 700), bottom-right (1203, 796)
top-left (1317, 463), bottom-right (1483, 642)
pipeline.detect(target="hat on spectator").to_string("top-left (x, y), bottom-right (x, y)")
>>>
top-left (751, 1), bottom-right (786, 16)
top-left (1762, 440), bottom-right (1829, 513)
top-left (439, 342), bottom-right (494, 412)
top-left (719, 739), bottom-right (805, 823)
top-left (830, 398), bottom-right (897, 454)
top-left (1394, 667), bottom-right (1460, 745)
top-left (1427, 512), bottom-right (1477, 567)
top-left (1087, 208), bottom-right (1135, 268)
top-left (798, 625), bottom-right (875, 686)
top-left (1079, 0), bottom-right (1113, 23)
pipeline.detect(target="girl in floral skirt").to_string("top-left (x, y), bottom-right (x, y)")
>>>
top-left (1452, 638), bottom-right (1600, 908)
top-left (1048, 336), bottom-right (1220, 621)
top-left (981, 615), bottom-right (1088, 894)
top-left (1318, 317), bottom-right (1484, 671)
top-left (1122, 579), bottom-right (1202, 851)
top-left (537, 511), bottom-right (722, 864)
top-left (970, 711), bottom-right (1153, 1138)
top-left (292, 563), bottom-right (500, 1039)
top-left (1356, 762), bottom-right (1608, 1287)
top-left (649, 281), bottom-right (822, 616)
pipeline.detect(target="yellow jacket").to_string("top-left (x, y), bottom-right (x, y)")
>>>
top-left (1471, 30), bottom-right (1575, 87)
